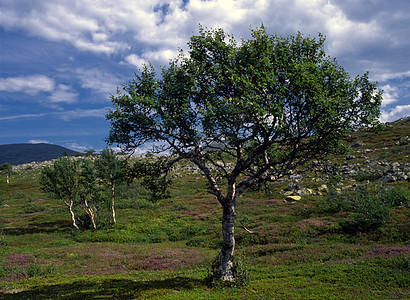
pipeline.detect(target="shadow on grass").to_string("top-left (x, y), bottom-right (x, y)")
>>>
top-left (4, 220), bottom-right (73, 236)
top-left (0, 276), bottom-right (205, 299)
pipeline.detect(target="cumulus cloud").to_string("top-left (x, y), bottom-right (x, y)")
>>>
top-left (124, 54), bottom-right (148, 69)
top-left (1, 0), bottom-right (408, 79)
top-left (0, 75), bottom-right (54, 94)
top-left (380, 105), bottom-right (410, 123)
top-left (0, 1), bottom-right (129, 54)
top-left (74, 68), bottom-right (120, 96)
top-left (124, 49), bottom-right (179, 68)
top-left (48, 84), bottom-right (78, 104)
top-left (381, 85), bottom-right (399, 107)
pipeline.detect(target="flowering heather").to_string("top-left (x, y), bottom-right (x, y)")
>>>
top-left (4, 253), bottom-right (39, 268)
top-left (265, 199), bottom-right (283, 204)
top-left (38, 243), bottom-right (207, 276)
top-left (361, 246), bottom-right (410, 259)
top-left (297, 217), bottom-right (336, 231)
top-left (2, 253), bottom-right (43, 282)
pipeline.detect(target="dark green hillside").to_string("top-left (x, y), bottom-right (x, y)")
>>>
top-left (0, 143), bottom-right (78, 165)
top-left (0, 118), bottom-right (408, 299)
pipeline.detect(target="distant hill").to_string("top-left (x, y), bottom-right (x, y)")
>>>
top-left (0, 143), bottom-right (79, 165)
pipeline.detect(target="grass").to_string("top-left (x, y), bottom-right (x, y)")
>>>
top-left (0, 119), bottom-right (409, 299)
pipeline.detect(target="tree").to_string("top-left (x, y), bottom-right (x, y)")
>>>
top-left (40, 157), bottom-right (81, 230)
top-left (131, 156), bottom-right (173, 202)
top-left (107, 26), bottom-right (382, 282)
top-left (0, 163), bottom-right (12, 184)
top-left (78, 159), bottom-right (99, 230)
top-left (95, 148), bottom-right (127, 224)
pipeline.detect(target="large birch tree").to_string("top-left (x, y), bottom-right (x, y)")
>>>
top-left (106, 26), bottom-right (382, 282)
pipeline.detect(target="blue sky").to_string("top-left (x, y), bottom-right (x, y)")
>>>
top-left (0, 0), bottom-right (409, 153)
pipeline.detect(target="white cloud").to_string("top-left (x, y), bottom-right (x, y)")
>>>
top-left (1, 0), bottom-right (407, 80)
top-left (0, 108), bottom-right (108, 121)
top-left (0, 113), bottom-right (46, 121)
top-left (380, 105), bottom-right (410, 123)
top-left (124, 54), bottom-right (148, 69)
top-left (0, 75), bottom-right (55, 94)
top-left (64, 142), bottom-right (89, 152)
top-left (74, 68), bottom-right (120, 96)
top-left (28, 139), bottom-right (50, 144)
top-left (374, 70), bottom-right (410, 82)
top-left (48, 84), bottom-right (78, 104)
top-left (124, 49), bottom-right (180, 68)
top-left (381, 85), bottom-right (399, 107)
top-left (58, 108), bottom-right (109, 121)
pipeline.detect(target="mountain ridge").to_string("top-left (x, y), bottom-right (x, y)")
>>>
top-left (0, 143), bottom-right (79, 165)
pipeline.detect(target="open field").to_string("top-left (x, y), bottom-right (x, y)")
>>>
top-left (1, 118), bottom-right (409, 299)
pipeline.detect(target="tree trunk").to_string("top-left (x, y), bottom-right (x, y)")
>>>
top-left (6, 174), bottom-right (9, 184)
top-left (65, 199), bottom-right (79, 230)
top-left (111, 183), bottom-right (116, 224)
top-left (89, 207), bottom-right (97, 230)
top-left (220, 201), bottom-right (236, 282)
top-left (84, 199), bottom-right (97, 230)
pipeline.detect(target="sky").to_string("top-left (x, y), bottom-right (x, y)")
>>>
top-left (0, 0), bottom-right (409, 153)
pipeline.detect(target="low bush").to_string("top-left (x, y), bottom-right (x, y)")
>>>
top-left (319, 186), bottom-right (392, 233)
top-left (21, 203), bottom-right (47, 213)
top-left (205, 254), bottom-right (249, 287)
top-left (355, 170), bottom-right (381, 182)
top-left (381, 186), bottom-right (410, 207)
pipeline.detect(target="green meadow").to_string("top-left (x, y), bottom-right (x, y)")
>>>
top-left (1, 119), bottom-right (409, 299)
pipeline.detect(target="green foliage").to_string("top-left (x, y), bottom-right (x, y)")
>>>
top-left (107, 25), bottom-right (382, 200)
top-left (319, 187), bottom-right (399, 233)
top-left (40, 157), bottom-right (80, 203)
top-left (107, 24), bottom-right (382, 281)
top-left (131, 157), bottom-right (173, 201)
top-left (21, 203), bottom-right (47, 213)
top-left (381, 186), bottom-right (410, 207)
top-left (0, 162), bottom-right (13, 184)
top-left (0, 260), bottom-right (58, 280)
top-left (325, 162), bottom-right (343, 185)
top-left (355, 170), bottom-right (381, 182)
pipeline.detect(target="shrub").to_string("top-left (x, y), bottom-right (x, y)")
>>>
top-left (355, 170), bottom-right (381, 182)
top-left (381, 187), bottom-right (410, 207)
top-left (21, 204), bottom-right (47, 213)
top-left (205, 254), bottom-right (249, 287)
top-left (319, 186), bottom-right (392, 233)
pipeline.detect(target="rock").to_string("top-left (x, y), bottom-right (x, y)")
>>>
top-left (296, 188), bottom-right (314, 196)
top-left (394, 172), bottom-right (408, 181)
top-left (318, 184), bottom-right (328, 192)
top-left (289, 174), bottom-right (302, 181)
top-left (378, 174), bottom-right (397, 183)
top-left (346, 155), bottom-right (356, 160)
top-left (286, 195), bottom-right (301, 201)
top-left (286, 183), bottom-right (302, 192)
top-left (351, 141), bottom-right (364, 148)
top-left (396, 136), bottom-right (409, 145)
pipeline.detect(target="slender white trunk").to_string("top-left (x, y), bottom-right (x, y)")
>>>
top-left (89, 207), bottom-right (97, 230)
top-left (111, 182), bottom-right (116, 224)
top-left (65, 199), bottom-right (79, 230)
top-left (220, 201), bottom-right (236, 282)
top-left (6, 174), bottom-right (9, 184)
top-left (84, 199), bottom-right (97, 230)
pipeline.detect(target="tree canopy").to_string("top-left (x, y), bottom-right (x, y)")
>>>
top-left (107, 25), bottom-right (382, 282)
